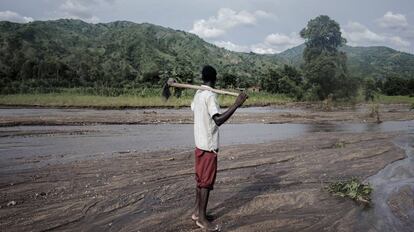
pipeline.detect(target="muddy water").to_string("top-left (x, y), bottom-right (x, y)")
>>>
top-left (1, 121), bottom-right (413, 172)
top-left (357, 134), bottom-right (414, 231)
top-left (0, 123), bottom-right (307, 173)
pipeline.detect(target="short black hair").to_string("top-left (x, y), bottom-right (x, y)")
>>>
top-left (201, 65), bottom-right (217, 83)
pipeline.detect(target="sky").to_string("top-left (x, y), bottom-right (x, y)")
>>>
top-left (0, 0), bottom-right (413, 54)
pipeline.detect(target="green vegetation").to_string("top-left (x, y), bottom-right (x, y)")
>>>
top-left (280, 44), bottom-right (414, 81)
top-left (300, 15), bottom-right (358, 101)
top-left (2, 92), bottom-right (409, 108)
top-left (376, 95), bottom-right (414, 104)
top-left (0, 19), bottom-right (281, 95)
top-left (0, 18), bottom-right (412, 107)
top-left (381, 75), bottom-right (414, 96)
top-left (333, 140), bottom-right (346, 148)
top-left (260, 64), bottom-right (304, 100)
top-left (364, 77), bottom-right (378, 102)
top-left (0, 91), bottom-right (292, 108)
top-left (327, 178), bottom-right (372, 204)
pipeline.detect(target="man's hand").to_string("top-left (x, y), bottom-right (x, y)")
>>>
top-left (212, 92), bottom-right (248, 127)
top-left (235, 92), bottom-right (248, 107)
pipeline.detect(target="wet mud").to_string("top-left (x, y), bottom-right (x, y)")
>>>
top-left (1, 132), bottom-right (412, 231)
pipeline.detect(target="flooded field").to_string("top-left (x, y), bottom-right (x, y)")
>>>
top-left (0, 106), bottom-right (413, 231)
top-left (1, 121), bottom-right (413, 173)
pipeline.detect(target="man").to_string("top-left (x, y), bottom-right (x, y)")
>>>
top-left (191, 65), bottom-right (248, 231)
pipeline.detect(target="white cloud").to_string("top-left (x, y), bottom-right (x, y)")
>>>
top-left (377, 11), bottom-right (408, 29)
top-left (254, 10), bottom-right (276, 19)
top-left (59, 0), bottom-right (115, 23)
top-left (190, 8), bottom-right (273, 38)
top-left (0, 10), bottom-right (33, 23)
top-left (251, 44), bottom-right (278, 54)
top-left (342, 21), bottom-right (385, 45)
top-left (389, 36), bottom-right (410, 47)
top-left (265, 33), bottom-right (303, 46)
top-left (214, 40), bottom-right (277, 54)
top-left (191, 20), bottom-right (225, 38)
top-left (213, 41), bottom-right (250, 53)
top-left (259, 32), bottom-right (303, 53)
top-left (213, 32), bottom-right (303, 54)
top-left (60, 0), bottom-right (95, 21)
top-left (342, 21), bottom-right (410, 50)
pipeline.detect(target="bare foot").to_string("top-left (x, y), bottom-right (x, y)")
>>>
top-left (191, 213), bottom-right (214, 221)
top-left (196, 219), bottom-right (220, 231)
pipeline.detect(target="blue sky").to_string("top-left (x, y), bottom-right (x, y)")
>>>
top-left (1, 0), bottom-right (413, 54)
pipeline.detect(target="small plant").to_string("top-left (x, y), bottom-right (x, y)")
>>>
top-left (327, 178), bottom-right (372, 204)
top-left (333, 141), bottom-right (346, 148)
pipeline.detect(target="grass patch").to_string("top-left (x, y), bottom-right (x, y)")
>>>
top-left (352, 90), bottom-right (414, 105)
top-left (0, 91), bottom-right (293, 108)
top-left (327, 178), bottom-right (372, 204)
top-left (0, 88), bottom-right (411, 108)
top-left (332, 140), bottom-right (346, 148)
top-left (376, 95), bottom-right (414, 104)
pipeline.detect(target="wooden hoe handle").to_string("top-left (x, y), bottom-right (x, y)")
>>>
top-left (168, 81), bottom-right (240, 97)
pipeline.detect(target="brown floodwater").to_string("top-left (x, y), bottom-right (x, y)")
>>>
top-left (1, 121), bottom-right (413, 173)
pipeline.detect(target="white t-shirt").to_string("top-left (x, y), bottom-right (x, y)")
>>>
top-left (191, 85), bottom-right (220, 151)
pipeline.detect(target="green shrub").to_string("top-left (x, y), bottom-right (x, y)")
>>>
top-left (327, 178), bottom-right (372, 204)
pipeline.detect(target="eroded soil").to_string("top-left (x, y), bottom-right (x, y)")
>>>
top-left (0, 132), bottom-right (410, 231)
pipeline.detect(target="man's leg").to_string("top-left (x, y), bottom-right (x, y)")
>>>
top-left (192, 187), bottom-right (201, 218)
top-left (197, 188), bottom-right (219, 229)
top-left (194, 150), bottom-right (219, 230)
top-left (198, 188), bottom-right (210, 220)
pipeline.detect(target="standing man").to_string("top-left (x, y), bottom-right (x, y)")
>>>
top-left (191, 65), bottom-right (248, 231)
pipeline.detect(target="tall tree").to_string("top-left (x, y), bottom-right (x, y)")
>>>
top-left (300, 15), bottom-right (356, 100)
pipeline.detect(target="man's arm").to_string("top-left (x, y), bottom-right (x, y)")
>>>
top-left (212, 92), bottom-right (248, 127)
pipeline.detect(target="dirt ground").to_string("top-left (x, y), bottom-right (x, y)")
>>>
top-left (0, 131), bottom-right (410, 232)
top-left (0, 103), bottom-right (413, 126)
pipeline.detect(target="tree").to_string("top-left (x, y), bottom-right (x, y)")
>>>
top-left (300, 15), bottom-right (356, 100)
top-left (260, 65), bottom-right (304, 99)
top-left (300, 15), bottom-right (346, 57)
top-left (382, 75), bottom-right (410, 96)
top-left (220, 73), bottom-right (238, 88)
top-left (364, 77), bottom-right (378, 101)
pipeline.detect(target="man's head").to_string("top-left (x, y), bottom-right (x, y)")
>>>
top-left (201, 65), bottom-right (217, 87)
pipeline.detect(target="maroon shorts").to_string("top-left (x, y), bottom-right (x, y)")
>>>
top-left (195, 147), bottom-right (217, 190)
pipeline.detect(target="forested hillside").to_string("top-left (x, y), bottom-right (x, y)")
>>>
top-left (0, 19), bottom-right (413, 95)
top-left (0, 19), bottom-right (281, 94)
top-left (279, 44), bottom-right (414, 79)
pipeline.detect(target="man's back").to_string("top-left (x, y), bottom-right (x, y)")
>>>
top-left (191, 87), bottom-right (220, 151)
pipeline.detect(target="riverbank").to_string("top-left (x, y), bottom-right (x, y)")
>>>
top-left (0, 93), bottom-right (413, 109)
top-left (0, 103), bottom-right (412, 127)
top-left (0, 131), bottom-right (410, 231)
top-left (0, 92), bottom-right (293, 109)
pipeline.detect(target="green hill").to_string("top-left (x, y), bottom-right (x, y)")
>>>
top-left (0, 19), bottom-right (413, 95)
top-left (278, 44), bottom-right (414, 79)
top-left (0, 19), bottom-right (281, 94)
